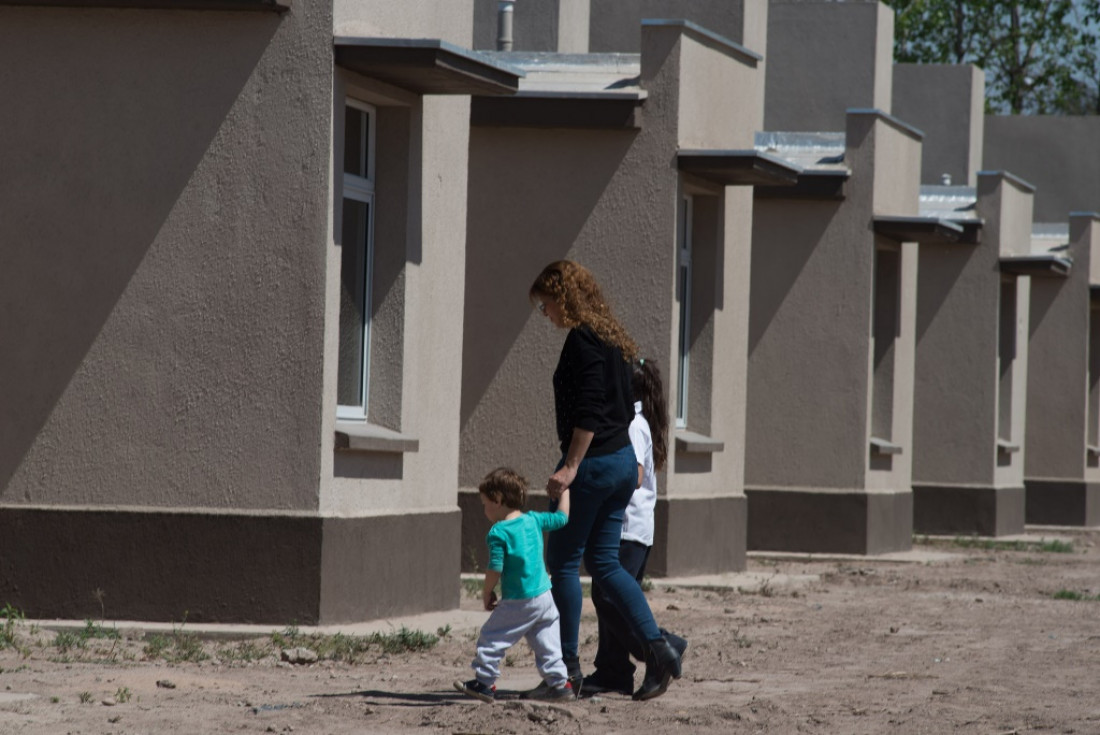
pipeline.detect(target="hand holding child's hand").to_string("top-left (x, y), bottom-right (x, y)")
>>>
top-left (483, 589), bottom-right (498, 611)
top-left (546, 465), bottom-right (576, 500)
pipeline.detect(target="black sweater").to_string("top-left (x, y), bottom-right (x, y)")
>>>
top-left (552, 325), bottom-right (633, 457)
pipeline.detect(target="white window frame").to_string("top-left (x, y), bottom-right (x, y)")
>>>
top-left (336, 98), bottom-right (377, 421)
top-left (676, 194), bottom-right (693, 429)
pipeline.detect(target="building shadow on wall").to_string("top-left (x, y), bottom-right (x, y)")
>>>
top-left (914, 242), bottom-right (981, 346)
top-left (747, 199), bottom-right (840, 355)
top-left (0, 12), bottom-right (280, 497)
top-left (459, 127), bottom-right (636, 486)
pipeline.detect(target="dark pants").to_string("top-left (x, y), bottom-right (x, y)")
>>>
top-left (591, 539), bottom-right (651, 679)
top-left (547, 445), bottom-right (662, 662)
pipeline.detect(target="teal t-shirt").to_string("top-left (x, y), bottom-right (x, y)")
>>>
top-left (486, 510), bottom-right (568, 600)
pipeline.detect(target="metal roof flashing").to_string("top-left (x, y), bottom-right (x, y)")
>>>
top-left (479, 51), bottom-right (643, 100)
top-left (919, 185), bottom-right (982, 243)
top-left (847, 108), bottom-right (925, 141)
top-left (641, 19), bottom-right (763, 66)
top-left (335, 38), bottom-right (523, 96)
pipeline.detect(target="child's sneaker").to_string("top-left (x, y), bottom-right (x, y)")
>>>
top-left (454, 678), bottom-right (495, 703)
top-left (521, 680), bottom-right (575, 701)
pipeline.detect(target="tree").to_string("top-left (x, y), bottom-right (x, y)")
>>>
top-left (886, 0), bottom-right (1100, 114)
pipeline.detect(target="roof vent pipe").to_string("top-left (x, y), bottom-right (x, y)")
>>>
top-left (497, 0), bottom-right (516, 51)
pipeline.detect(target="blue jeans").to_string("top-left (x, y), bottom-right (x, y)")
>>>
top-left (547, 445), bottom-right (662, 661)
top-left (591, 539), bottom-right (651, 678)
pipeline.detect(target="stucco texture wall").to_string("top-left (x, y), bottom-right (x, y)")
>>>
top-left (765, 1), bottom-right (893, 132)
top-left (983, 116), bottom-right (1100, 223)
top-left (335, 0), bottom-right (473, 45)
top-left (0, 5), bottom-right (334, 510)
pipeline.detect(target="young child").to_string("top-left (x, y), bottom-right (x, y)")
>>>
top-left (454, 467), bottom-right (574, 703)
top-left (584, 358), bottom-right (687, 698)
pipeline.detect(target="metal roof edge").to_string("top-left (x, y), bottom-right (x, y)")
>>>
top-left (847, 108), bottom-right (924, 141)
top-left (641, 18), bottom-right (763, 64)
top-left (334, 37), bottom-right (527, 79)
top-left (976, 170), bottom-right (1037, 193)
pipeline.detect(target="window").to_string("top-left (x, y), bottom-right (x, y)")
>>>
top-left (1089, 295), bottom-right (1100, 452)
top-left (337, 99), bottom-right (376, 420)
top-left (998, 276), bottom-right (1017, 443)
top-left (870, 245), bottom-right (900, 445)
top-left (676, 194), bottom-right (693, 428)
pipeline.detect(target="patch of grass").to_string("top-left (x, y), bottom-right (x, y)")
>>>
top-left (640, 576), bottom-right (654, 592)
top-left (78, 691), bottom-right (93, 704)
top-left (461, 577), bottom-right (484, 599)
top-left (217, 639), bottom-right (271, 663)
top-left (114, 686), bottom-right (132, 703)
top-left (1052, 589), bottom-right (1100, 601)
top-left (948, 536), bottom-right (1073, 553)
top-left (270, 625), bottom-right (440, 663)
top-left (142, 616), bottom-right (209, 664)
top-left (1, 603), bottom-right (25, 649)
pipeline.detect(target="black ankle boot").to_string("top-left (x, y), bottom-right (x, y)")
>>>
top-left (632, 637), bottom-right (682, 701)
top-left (564, 655), bottom-right (583, 698)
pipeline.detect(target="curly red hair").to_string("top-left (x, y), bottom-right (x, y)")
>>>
top-left (529, 260), bottom-right (638, 362)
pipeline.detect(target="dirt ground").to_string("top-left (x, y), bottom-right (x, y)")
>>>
top-left (2, 528), bottom-right (1099, 735)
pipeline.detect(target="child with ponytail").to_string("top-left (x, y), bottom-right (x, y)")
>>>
top-left (583, 358), bottom-right (687, 698)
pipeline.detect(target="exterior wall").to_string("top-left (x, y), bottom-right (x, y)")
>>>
top-left (335, 0), bottom-right (472, 44)
top-left (0, 5), bottom-right (332, 512)
top-left (323, 1), bottom-right (477, 614)
top-left (984, 117), bottom-right (1100, 223)
top-left (911, 173), bottom-right (1033, 536)
top-left (461, 22), bottom-right (762, 575)
top-left (765, 1), bottom-right (893, 131)
top-left (589, 0), bottom-right (765, 52)
top-left (892, 64), bottom-right (985, 187)
top-left (746, 110), bottom-right (920, 553)
top-left (472, 0), bottom-right (588, 52)
top-left (1025, 215), bottom-right (1097, 479)
top-left (1025, 214), bottom-right (1100, 525)
top-left (2, 0), bottom-right (474, 624)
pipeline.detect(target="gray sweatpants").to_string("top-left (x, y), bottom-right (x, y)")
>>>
top-left (471, 590), bottom-right (568, 688)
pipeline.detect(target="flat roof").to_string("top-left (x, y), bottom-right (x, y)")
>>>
top-left (468, 51), bottom-right (644, 128)
top-left (335, 38), bottom-right (523, 97)
top-left (753, 132), bottom-right (849, 199)
top-left (919, 185), bottom-right (982, 244)
top-left (678, 150), bottom-right (800, 187)
top-left (874, 215), bottom-right (964, 244)
top-left (1000, 254), bottom-right (1072, 278)
top-left (0, 0), bottom-right (288, 8)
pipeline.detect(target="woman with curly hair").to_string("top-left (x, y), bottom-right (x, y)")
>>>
top-left (527, 260), bottom-right (683, 702)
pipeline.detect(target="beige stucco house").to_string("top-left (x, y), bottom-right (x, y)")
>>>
top-left (0, 0), bottom-right (519, 624)
top-left (459, 11), bottom-right (783, 576)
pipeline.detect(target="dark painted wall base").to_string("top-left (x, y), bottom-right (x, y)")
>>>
top-left (912, 485), bottom-right (1025, 536)
top-left (648, 495), bottom-right (746, 577)
top-left (459, 491), bottom-right (747, 577)
top-left (746, 487), bottom-right (913, 554)
top-left (1024, 480), bottom-right (1100, 526)
top-left (0, 506), bottom-right (459, 625)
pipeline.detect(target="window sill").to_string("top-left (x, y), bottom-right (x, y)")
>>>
top-left (870, 437), bottom-right (903, 456)
top-left (335, 421), bottom-right (419, 454)
top-left (674, 430), bottom-right (724, 454)
top-left (998, 439), bottom-right (1021, 454)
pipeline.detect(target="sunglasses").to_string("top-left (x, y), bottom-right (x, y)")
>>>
top-left (537, 302), bottom-right (547, 314)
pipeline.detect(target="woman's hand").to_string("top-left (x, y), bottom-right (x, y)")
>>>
top-left (546, 465), bottom-right (576, 501)
top-left (548, 428), bottom-right (594, 500)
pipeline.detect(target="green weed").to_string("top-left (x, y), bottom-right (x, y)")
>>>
top-left (1052, 589), bottom-right (1100, 601)
top-left (1, 603), bottom-right (25, 649)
